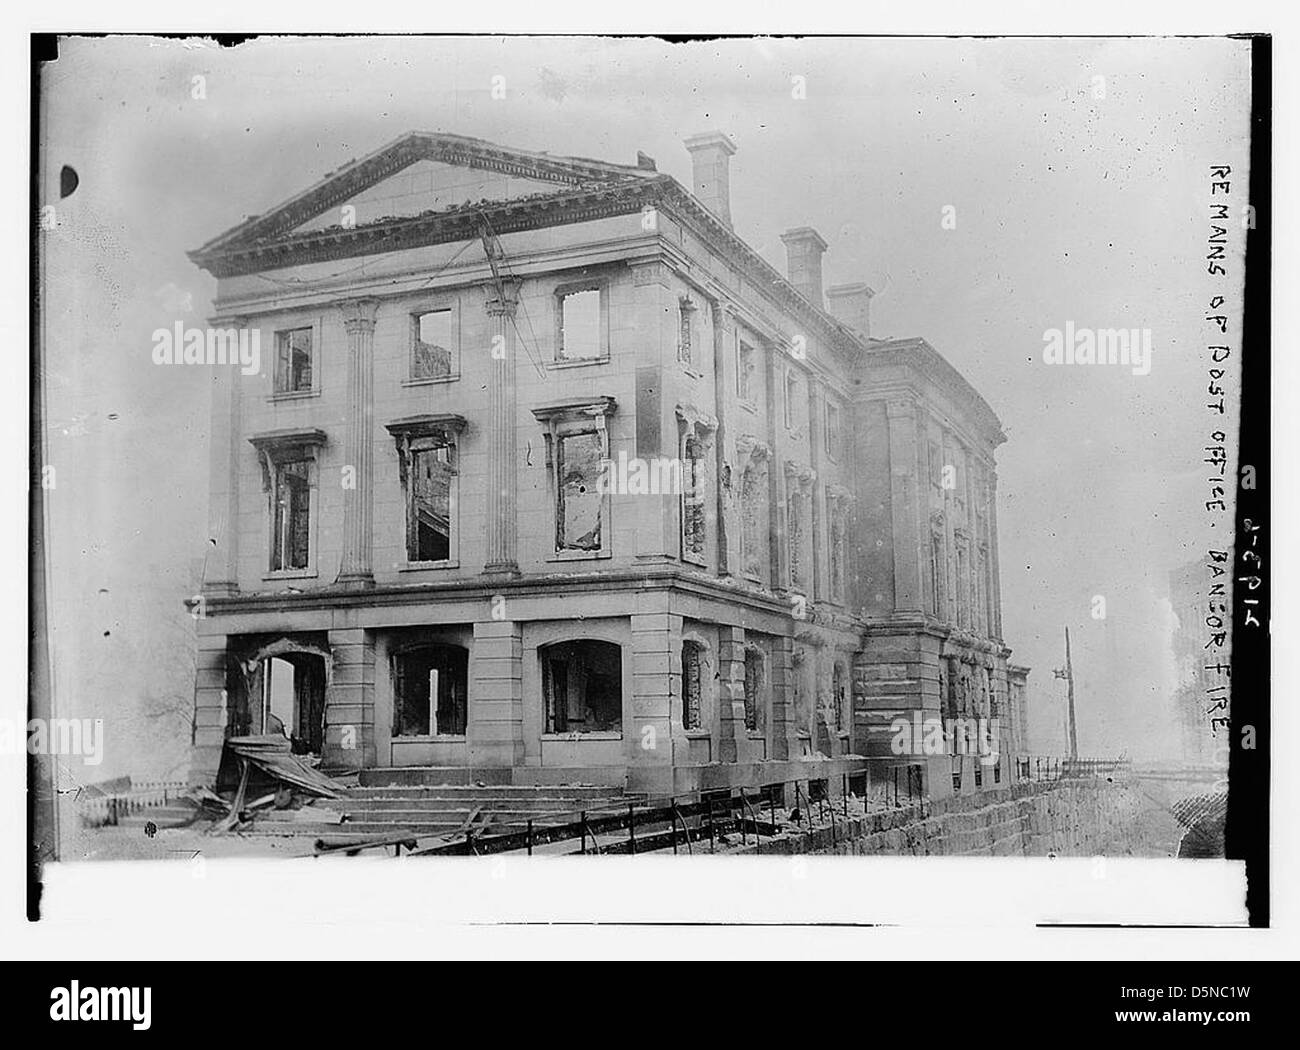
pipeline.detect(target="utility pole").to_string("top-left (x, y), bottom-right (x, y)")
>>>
top-left (1053, 626), bottom-right (1079, 764)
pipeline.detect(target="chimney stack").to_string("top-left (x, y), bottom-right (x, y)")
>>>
top-left (780, 227), bottom-right (829, 308)
top-left (826, 282), bottom-right (875, 340)
top-left (683, 131), bottom-right (738, 228)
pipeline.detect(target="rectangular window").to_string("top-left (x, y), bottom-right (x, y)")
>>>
top-left (387, 417), bottom-right (464, 568)
top-left (787, 488), bottom-right (806, 592)
top-left (556, 431), bottom-right (604, 551)
top-left (737, 340), bottom-right (756, 402)
top-left (409, 444), bottom-right (453, 562)
top-left (825, 402), bottom-right (840, 456)
top-left (743, 650), bottom-right (763, 731)
top-left (678, 298), bottom-right (695, 365)
top-left (830, 505), bottom-right (846, 601)
top-left (558, 288), bottom-right (602, 360)
top-left (274, 328), bottom-right (313, 394)
top-left (394, 646), bottom-right (468, 737)
top-left (956, 543), bottom-right (969, 628)
top-left (682, 642), bottom-right (703, 730)
top-left (271, 458), bottom-right (312, 571)
top-left (412, 309), bottom-right (454, 380)
top-left (681, 435), bottom-right (708, 564)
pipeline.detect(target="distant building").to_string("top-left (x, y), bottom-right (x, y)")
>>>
top-left (186, 129), bottom-right (1025, 797)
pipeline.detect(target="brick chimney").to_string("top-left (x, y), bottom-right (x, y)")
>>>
top-left (780, 227), bottom-right (829, 309)
top-left (683, 131), bottom-right (737, 228)
top-left (826, 282), bottom-right (875, 340)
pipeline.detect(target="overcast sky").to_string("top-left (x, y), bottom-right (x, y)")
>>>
top-left (40, 35), bottom-right (1251, 776)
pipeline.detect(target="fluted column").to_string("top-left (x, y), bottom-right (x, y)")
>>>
top-left (337, 298), bottom-right (379, 588)
top-left (483, 280), bottom-right (522, 576)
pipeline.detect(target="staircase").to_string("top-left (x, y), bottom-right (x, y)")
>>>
top-left (243, 781), bottom-right (631, 841)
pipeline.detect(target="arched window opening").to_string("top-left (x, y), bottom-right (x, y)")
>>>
top-left (541, 640), bottom-right (623, 734)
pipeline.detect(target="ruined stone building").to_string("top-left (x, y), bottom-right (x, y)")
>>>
top-left (187, 129), bottom-right (1025, 797)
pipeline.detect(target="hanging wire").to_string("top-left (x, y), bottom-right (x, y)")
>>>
top-left (477, 208), bottom-right (550, 380)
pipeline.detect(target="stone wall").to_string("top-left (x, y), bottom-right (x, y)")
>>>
top-left (740, 778), bottom-right (1158, 857)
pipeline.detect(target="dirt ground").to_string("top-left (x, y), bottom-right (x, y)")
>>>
top-left (62, 822), bottom-right (323, 862)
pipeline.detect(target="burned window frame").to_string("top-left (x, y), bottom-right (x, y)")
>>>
top-left (386, 414), bottom-right (466, 567)
top-left (736, 436), bottom-right (772, 584)
top-left (676, 405), bottom-right (717, 567)
top-left (785, 461), bottom-right (815, 594)
top-left (742, 645), bottom-right (766, 733)
top-left (250, 429), bottom-right (326, 577)
top-left (532, 397), bottom-right (617, 560)
top-left (681, 639), bottom-right (705, 731)
top-left (273, 325), bottom-right (316, 396)
top-left (392, 642), bottom-right (470, 738)
top-left (554, 278), bottom-right (609, 364)
top-left (540, 639), bottom-right (624, 735)
top-left (408, 299), bottom-right (460, 383)
top-left (677, 295), bottom-right (698, 367)
top-left (831, 660), bottom-right (848, 733)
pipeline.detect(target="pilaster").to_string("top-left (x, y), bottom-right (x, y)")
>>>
top-left (483, 280), bottom-right (522, 576)
top-left (337, 298), bottom-right (379, 588)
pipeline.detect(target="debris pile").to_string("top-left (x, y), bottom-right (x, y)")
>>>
top-left (204, 735), bottom-right (344, 835)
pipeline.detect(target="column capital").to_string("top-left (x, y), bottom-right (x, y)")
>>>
top-left (339, 297), bottom-right (380, 333)
top-left (735, 433), bottom-right (771, 462)
top-left (885, 396), bottom-right (918, 419)
top-left (784, 460), bottom-right (816, 489)
top-left (483, 279), bottom-right (522, 318)
top-left (630, 259), bottom-right (671, 288)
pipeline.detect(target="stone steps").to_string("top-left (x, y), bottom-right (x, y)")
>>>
top-left (243, 782), bottom-right (635, 842)
top-left (356, 766), bottom-right (627, 788)
top-left (339, 785), bottom-right (625, 802)
top-left (261, 806), bottom-right (604, 825)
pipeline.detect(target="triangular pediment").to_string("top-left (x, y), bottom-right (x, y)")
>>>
top-left (290, 157), bottom-right (571, 234)
top-left (192, 131), bottom-right (654, 261)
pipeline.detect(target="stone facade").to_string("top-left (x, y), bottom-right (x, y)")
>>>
top-left (187, 129), bottom-right (1026, 797)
